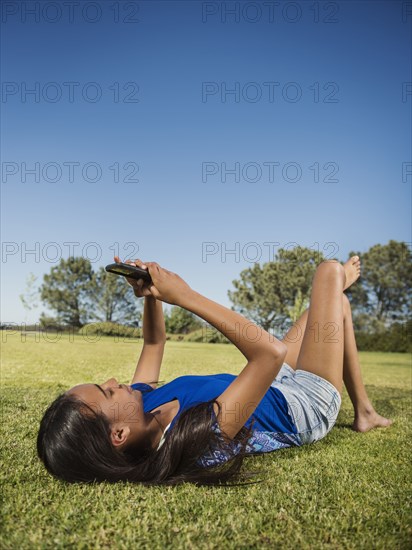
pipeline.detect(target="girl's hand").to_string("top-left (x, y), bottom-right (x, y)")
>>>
top-left (113, 256), bottom-right (153, 298)
top-left (113, 256), bottom-right (193, 305)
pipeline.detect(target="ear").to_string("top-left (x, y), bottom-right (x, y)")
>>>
top-left (110, 425), bottom-right (131, 448)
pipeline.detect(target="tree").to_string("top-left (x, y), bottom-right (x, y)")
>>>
top-left (19, 273), bottom-right (40, 321)
top-left (346, 240), bottom-right (412, 326)
top-left (286, 288), bottom-right (310, 323)
top-left (165, 306), bottom-right (203, 334)
top-left (90, 267), bottom-right (142, 326)
top-left (40, 257), bottom-right (94, 327)
top-left (228, 246), bottom-right (326, 333)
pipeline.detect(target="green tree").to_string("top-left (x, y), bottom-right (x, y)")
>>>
top-left (346, 240), bottom-right (412, 326)
top-left (39, 314), bottom-right (62, 329)
top-left (287, 288), bottom-right (310, 323)
top-left (228, 246), bottom-right (326, 333)
top-left (165, 306), bottom-right (203, 334)
top-left (90, 267), bottom-right (142, 325)
top-left (19, 273), bottom-right (39, 321)
top-left (40, 257), bottom-right (94, 327)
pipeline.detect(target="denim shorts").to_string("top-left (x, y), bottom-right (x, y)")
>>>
top-left (270, 362), bottom-right (342, 445)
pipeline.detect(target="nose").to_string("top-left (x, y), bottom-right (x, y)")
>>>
top-left (102, 377), bottom-right (118, 389)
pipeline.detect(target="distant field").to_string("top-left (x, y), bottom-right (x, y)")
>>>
top-left (1, 333), bottom-right (411, 549)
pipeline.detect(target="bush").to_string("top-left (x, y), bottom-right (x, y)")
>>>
top-left (170, 321), bottom-right (411, 350)
top-left (165, 333), bottom-right (185, 341)
top-left (79, 322), bottom-right (141, 339)
top-left (355, 321), bottom-right (412, 352)
top-left (39, 314), bottom-right (66, 330)
top-left (184, 327), bottom-right (230, 344)
top-left (165, 306), bottom-right (203, 334)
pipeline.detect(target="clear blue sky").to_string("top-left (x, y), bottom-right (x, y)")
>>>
top-left (1, 0), bottom-right (411, 323)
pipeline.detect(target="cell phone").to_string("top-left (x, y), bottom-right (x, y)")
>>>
top-left (105, 262), bottom-right (152, 283)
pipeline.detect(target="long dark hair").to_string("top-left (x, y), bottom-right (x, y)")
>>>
top-left (36, 392), bottom-right (255, 486)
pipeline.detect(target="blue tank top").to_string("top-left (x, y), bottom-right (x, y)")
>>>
top-left (131, 373), bottom-right (301, 467)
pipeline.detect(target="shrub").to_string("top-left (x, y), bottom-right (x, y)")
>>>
top-left (165, 334), bottom-right (185, 341)
top-left (184, 327), bottom-right (230, 344)
top-left (165, 306), bottom-right (203, 334)
top-left (39, 314), bottom-right (66, 330)
top-left (79, 322), bottom-right (141, 339)
top-left (355, 321), bottom-right (411, 352)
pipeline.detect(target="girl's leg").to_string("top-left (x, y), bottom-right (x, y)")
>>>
top-left (291, 259), bottom-right (346, 393)
top-left (341, 296), bottom-right (392, 431)
top-left (282, 260), bottom-right (392, 431)
top-left (282, 308), bottom-right (310, 372)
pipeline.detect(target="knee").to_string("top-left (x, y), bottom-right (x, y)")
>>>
top-left (317, 259), bottom-right (345, 278)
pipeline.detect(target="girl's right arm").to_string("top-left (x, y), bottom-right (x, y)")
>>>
top-left (179, 290), bottom-right (285, 361)
top-left (141, 261), bottom-right (287, 439)
top-left (178, 290), bottom-right (287, 439)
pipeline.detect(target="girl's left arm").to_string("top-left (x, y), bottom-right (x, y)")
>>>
top-left (131, 296), bottom-right (166, 388)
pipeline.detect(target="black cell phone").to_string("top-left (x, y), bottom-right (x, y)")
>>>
top-left (105, 262), bottom-right (152, 283)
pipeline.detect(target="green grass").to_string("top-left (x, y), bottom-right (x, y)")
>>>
top-left (1, 333), bottom-right (411, 549)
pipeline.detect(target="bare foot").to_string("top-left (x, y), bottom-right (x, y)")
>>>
top-left (343, 255), bottom-right (361, 291)
top-left (352, 409), bottom-right (393, 433)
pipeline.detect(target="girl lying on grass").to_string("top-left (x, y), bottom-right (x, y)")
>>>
top-left (37, 255), bottom-right (392, 486)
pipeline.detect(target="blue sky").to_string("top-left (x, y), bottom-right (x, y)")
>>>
top-left (1, 0), bottom-right (411, 323)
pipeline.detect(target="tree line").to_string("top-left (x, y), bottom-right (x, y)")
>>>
top-left (20, 257), bottom-right (204, 334)
top-left (228, 240), bottom-right (411, 334)
top-left (21, 240), bottom-right (411, 348)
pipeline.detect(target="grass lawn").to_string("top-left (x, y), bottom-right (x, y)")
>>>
top-left (1, 332), bottom-right (411, 549)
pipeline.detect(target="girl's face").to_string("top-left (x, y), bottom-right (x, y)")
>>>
top-left (67, 378), bottom-right (149, 449)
